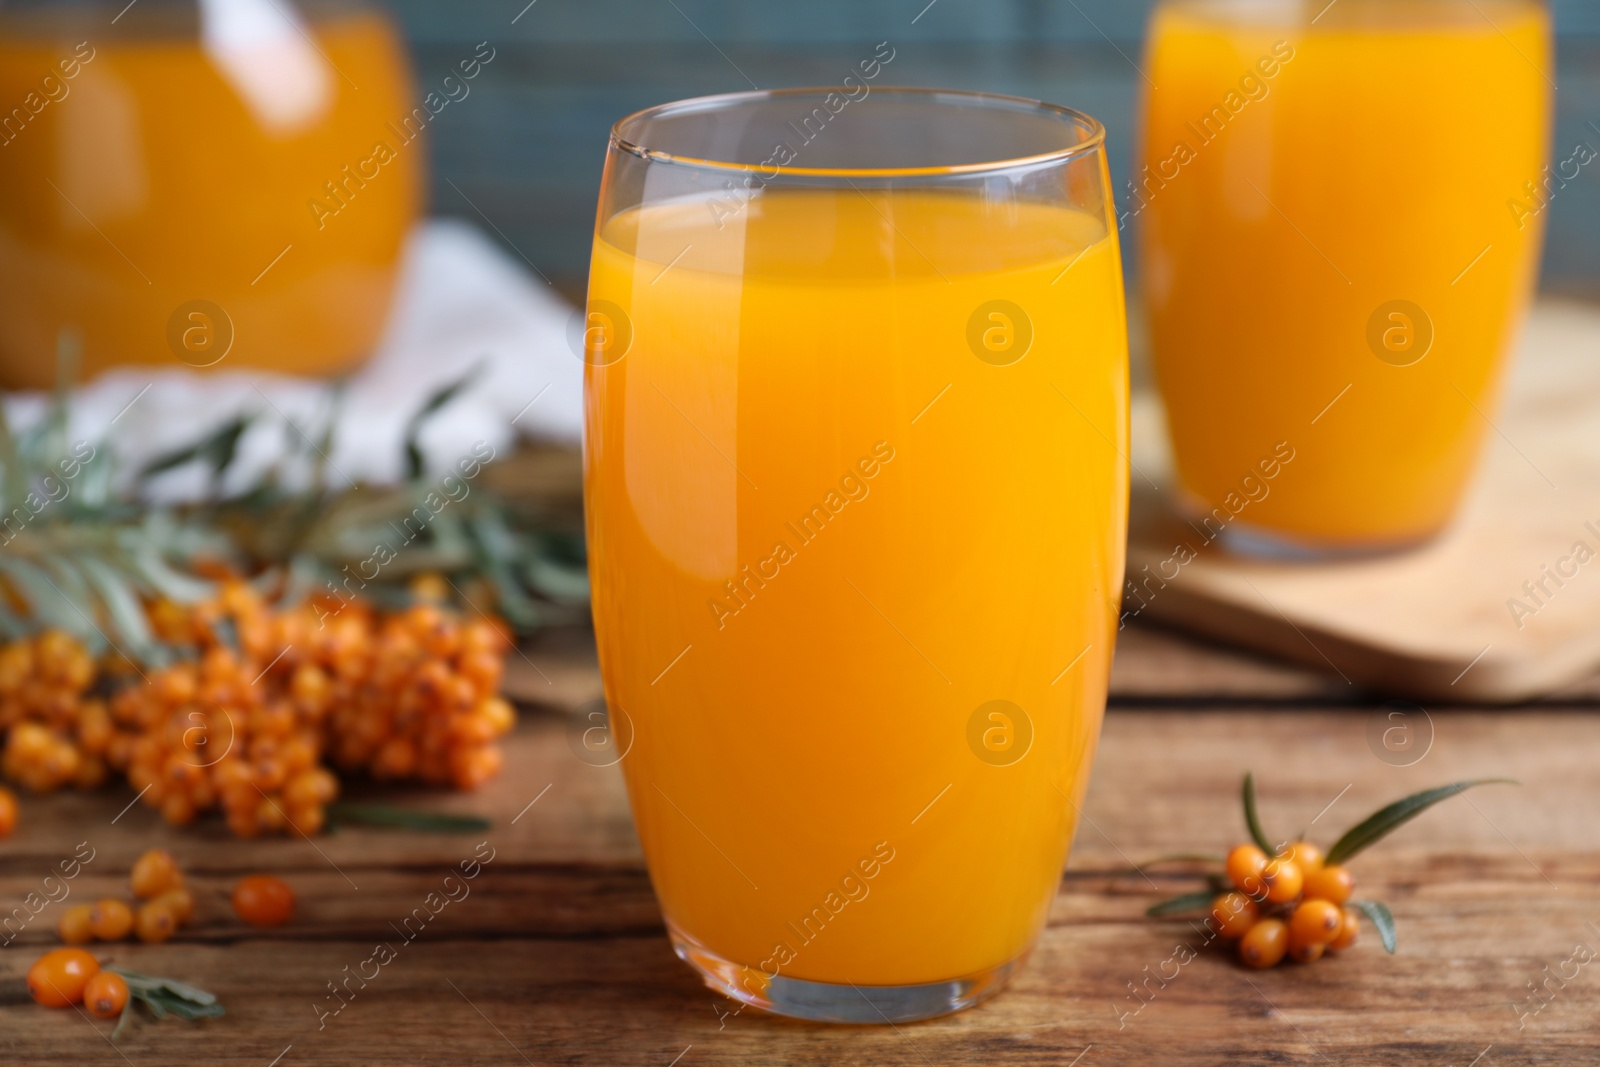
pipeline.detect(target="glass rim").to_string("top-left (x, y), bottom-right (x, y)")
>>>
top-left (609, 86), bottom-right (1107, 179)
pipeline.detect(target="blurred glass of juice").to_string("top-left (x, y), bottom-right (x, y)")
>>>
top-left (0, 0), bottom-right (423, 387)
top-left (1140, 0), bottom-right (1551, 553)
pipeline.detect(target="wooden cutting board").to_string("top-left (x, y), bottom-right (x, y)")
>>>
top-left (1126, 299), bottom-right (1600, 703)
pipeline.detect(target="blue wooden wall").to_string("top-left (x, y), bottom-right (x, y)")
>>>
top-left (389, 0), bottom-right (1600, 293)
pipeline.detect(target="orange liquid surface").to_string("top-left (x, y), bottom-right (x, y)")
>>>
top-left (1141, 0), bottom-right (1550, 547)
top-left (584, 187), bottom-right (1128, 985)
top-left (0, 10), bottom-right (420, 386)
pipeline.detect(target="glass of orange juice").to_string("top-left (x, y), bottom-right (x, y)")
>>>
top-left (582, 87), bottom-right (1128, 1022)
top-left (1140, 0), bottom-right (1551, 553)
top-left (0, 0), bottom-right (422, 387)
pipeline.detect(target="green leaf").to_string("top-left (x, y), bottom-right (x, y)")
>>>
top-left (0, 554), bottom-right (86, 639)
top-left (403, 363), bottom-right (484, 481)
top-left (1146, 890), bottom-right (1216, 918)
top-left (1242, 772), bottom-right (1274, 854)
top-left (110, 967), bottom-right (225, 1019)
top-left (139, 414), bottom-right (253, 485)
top-left (1351, 899), bottom-right (1397, 953)
top-left (79, 554), bottom-right (161, 662)
top-left (326, 802), bottom-right (490, 833)
top-left (1324, 779), bottom-right (1520, 866)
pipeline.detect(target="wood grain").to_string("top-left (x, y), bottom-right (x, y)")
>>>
top-left (1127, 300), bottom-right (1600, 703)
top-left (2, 638), bottom-right (1594, 1065)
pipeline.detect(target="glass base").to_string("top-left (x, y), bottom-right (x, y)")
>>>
top-left (1214, 516), bottom-right (1437, 560)
top-left (668, 923), bottom-right (1026, 1024)
top-left (1173, 493), bottom-right (1440, 561)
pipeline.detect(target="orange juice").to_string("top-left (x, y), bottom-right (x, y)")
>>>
top-left (0, 6), bottom-right (421, 386)
top-left (1140, 0), bottom-right (1551, 549)
top-left (584, 187), bottom-right (1127, 986)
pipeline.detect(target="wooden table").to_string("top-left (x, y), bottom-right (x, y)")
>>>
top-left (3, 621), bottom-right (1596, 1066)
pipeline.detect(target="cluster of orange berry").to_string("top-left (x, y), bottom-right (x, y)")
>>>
top-left (0, 578), bottom-right (515, 837)
top-left (134, 581), bottom-right (369, 835)
top-left (320, 602), bottom-right (514, 789)
top-left (0, 630), bottom-right (107, 792)
top-left (27, 948), bottom-right (129, 1018)
top-left (1209, 842), bottom-right (1359, 967)
top-left (58, 849), bottom-right (196, 947)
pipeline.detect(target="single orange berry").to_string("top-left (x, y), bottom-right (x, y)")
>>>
top-left (1328, 907), bottom-right (1360, 951)
top-left (1239, 917), bottom-right (1288, 968)
top-left (1261, 856), bottom-right (1304, 904)
top-left (27, 947), bottom-right (100, 1007)
top-left (1225, 843), bottom-right (1269, 896)
top-left (88, 899), bottom-right (134, 942)
top-left (1287, 939), bottom-right (1326, 964)
top-left (1209, 892), bottom-right (1260, 940)
top-left (130, 849), bottom-right (181, 899)
top-left (84, 971), bottom-right (129, 1019)
top-left (0, 785), bottom-right (17, 838)
top-left (134, 901), bottom-right (178, 944)
top-left (1289, 898), bottom-right (1344, 946)
top-left (1278, 841), bottom-right (1324, 875)
top-left (1303, 864), bottom-right (1355, 905)
top-left (57, 903), bottom-right (95, 945)
top-left (151, 886), bottom-right (196, 925)
top-left (232, 874), bottom-right (295, 927)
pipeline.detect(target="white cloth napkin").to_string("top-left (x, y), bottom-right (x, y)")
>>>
top-left (4, 219), bottom-right (584, 500)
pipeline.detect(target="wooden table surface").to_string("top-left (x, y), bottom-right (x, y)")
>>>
top-left (2, 621), bottom-right (1596, 1066)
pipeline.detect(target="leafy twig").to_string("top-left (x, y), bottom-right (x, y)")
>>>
top-left (1324, 779), bottom-right (1520, 866)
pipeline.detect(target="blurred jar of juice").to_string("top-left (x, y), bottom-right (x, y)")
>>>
top-left (0, 0), bottom-right (422, 388)
top-left (1140, 0), bottom-right (1551, 553)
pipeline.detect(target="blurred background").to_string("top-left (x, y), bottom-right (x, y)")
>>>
top-left (399, 0), bottom-right (1600, 298)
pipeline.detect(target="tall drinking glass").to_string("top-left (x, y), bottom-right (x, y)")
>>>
top-left (582, 87), bottom-right (1128, 1022)
top-left (1140, 0), bottom-right (1552, 553)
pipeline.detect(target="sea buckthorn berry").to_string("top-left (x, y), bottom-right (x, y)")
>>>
top-left (1239, 918), bottom-right (1288, 969)
top-left (477, 697), bottom-right (515, 736)
top-left (88, 899), bottom-right (134, 942)
top-left (1278, 841), bottom-right (1324, 875)
top-left (57, 904), bottom-right (95, 945)
top-left (1287, 939), bottom-right (1326, 964)
top-left (84, 970), bottom-right (129, 1019)
top-left (1225, 843), bottom-right (1269, 896)
top-left (134, 901), bottom-right (179, 943)
top-left (1329, 907), bottom-right (1360, 951)
top-left (131, 849), bottom-right (182, 898)
top-left (152, 886), bottom-right (196, 925)
top-left (1209, 892), bottom-right (1259, 939)
top-left (1260, 856), bottom-right (1304, 904)
top-left (1289, 898), bottom-right (1344, 947)
top-left (232, 875), bottom-right (295, 927)
top-left (27, 947), bottom-right (100, 1007)
top-left (0, 785), bottom-right (16, 838)
top-left (1303, 864), bottom-right (1354, 904)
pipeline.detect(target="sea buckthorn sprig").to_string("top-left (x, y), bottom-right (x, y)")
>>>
top-left (0, 579), bottom-right (516, 837)
top-left (27, 947), bottom-right (224, 1036)
top-left (1145, 773), bottom-right (1517, 968)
